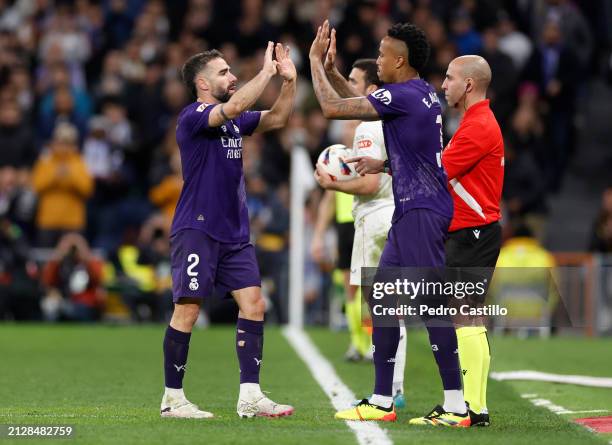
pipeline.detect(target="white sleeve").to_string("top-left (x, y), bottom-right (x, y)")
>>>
top-left (352, 123), bottom-right (385, 160)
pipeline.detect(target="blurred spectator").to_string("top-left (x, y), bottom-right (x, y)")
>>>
top-left (589, 187), bottom-right (612, 253)
top-left (480, 27), bottom-right (518, 125)
top-left (450, 8), bottom-right (482, 56)
top-left (492, 224), bottom-right (558, 336)
top-left (252, 182), bottom-right (290, 323)
top-left (31, 123), bottom-right (94, 247)
top-left (82, 115), bottom-right (133, 252)
top-left (502, 82), bottom-right (548, 242)
top-left (522, 20), bottom-right (580, 192)
top-left (38, 81), bottom-right (91, 142)
top-left (0, 214), bottom-right (41, 320)
top-left (0, 100), bottom-right (37, 170)
top-left (149, 150), bottom-right (182, 224)
top-left (41, 233), bottom-right (105, 321)
top-left (113, 215), bottom-right (173, 322)
top-left (0, 165), bottom-right (36, 239)
top-left (531, 0), bottom-right (593, 72)
top-left (497, 11), bottom-right (533, 72)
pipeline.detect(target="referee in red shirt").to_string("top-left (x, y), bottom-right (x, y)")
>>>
top-left (441, 55), bottom-right (504, 427)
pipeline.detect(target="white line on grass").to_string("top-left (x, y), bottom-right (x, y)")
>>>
top-left (492, 371), bottom-right (612, 388)
top-left (282, 327), bottom-right (393, 445)
top-left (520, 394), bottom-right (609, 415)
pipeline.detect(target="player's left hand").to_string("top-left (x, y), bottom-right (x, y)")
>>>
top-left (314, 164), bottom-right (337, 190)
top-left (309, 20), bottom-right (331, 62)
top-left (275, 43), bottom-right (297, 82)
top-left (324, 28), bottom-right (337, 72)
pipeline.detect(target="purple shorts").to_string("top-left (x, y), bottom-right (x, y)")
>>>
top-left (379, 208), bottom-right (450, 268)
top-left (170, 229), bottom-right (261, 302)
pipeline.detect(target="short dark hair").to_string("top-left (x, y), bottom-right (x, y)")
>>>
top-left (387, 23), bottom-right (430, 72)
top-left (181, 49), bottom-right (224, 98)
top-left (351, 59), bottom-right (383, 88)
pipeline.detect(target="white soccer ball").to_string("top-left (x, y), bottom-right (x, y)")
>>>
top-left (317, 144), bottom-right (358, 182)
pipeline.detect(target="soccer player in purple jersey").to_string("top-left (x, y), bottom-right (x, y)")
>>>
top-left (160, 42), bottom-right (296, 419)
top-left (310, 21), bottom-right (470, 426)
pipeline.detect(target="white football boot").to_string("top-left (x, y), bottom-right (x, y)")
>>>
top-left (236, 393), bottom-right (294, 418)
top-left (161, 391), bottom-right (214, 419)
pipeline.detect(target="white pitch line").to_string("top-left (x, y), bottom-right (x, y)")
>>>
top-left (492, 370), bottom-right (612, 388)
top-left (520, 394), bottom-right (609, 416)
top-left (282, 327), bottom-right (392, 445)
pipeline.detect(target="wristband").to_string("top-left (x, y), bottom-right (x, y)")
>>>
top-left (383, 160), bottom-right (392, 175)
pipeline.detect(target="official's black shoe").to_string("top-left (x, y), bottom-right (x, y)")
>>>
top-left (466, 403), bottom-right (490, 427)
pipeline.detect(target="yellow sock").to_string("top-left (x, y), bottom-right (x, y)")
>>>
top-left (480, 331), bottom-right (491, 413)
top-left (355, 287), bottom-right (372, 355)
top-left (456, 326), bottom-right (487, 414)
top-left (345, 298), bottom-right (363, 353)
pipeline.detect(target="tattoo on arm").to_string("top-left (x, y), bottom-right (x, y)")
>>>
top-left (326, 97), bottom-right (379, 120)
top-left (327, 69), bottom-right (359, 98)
top-left (312, 60), bottom-right (378, 120)
top-left (219, 105), bottom-right (230, 121)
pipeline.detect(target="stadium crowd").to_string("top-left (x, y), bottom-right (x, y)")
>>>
top-left (0, 0), bottom-right (610, 322)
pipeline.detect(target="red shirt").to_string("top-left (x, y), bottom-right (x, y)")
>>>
top-left (442, 99), bottom-right (504, 232)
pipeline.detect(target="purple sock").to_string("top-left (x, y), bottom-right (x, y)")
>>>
top-left (372, 326), bottom-right (400, 396)
top-left (425, 318), bottom-right (462, 390)
top-left (236, 318), bottom-right (264, 384)
top-left (163, 325), bottom-right (191, 389)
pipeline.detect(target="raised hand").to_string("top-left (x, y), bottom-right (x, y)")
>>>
top-left (309, 20), bottom-right (331, 62)
top-left (324, 28), bottom-right (337, 72)
top-left (275, 43), bottom-right (297, 82)
top-left (262, 41), bottom-right (278, 76)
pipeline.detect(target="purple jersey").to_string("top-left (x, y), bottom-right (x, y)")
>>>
top-left (366, 79), bottom-right (453, 222)
top-left (171, 101), bottom-right (261, 243)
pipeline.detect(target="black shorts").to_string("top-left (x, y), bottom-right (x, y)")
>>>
top-left (446, 221), bottom-right (502, 303)
top-left (336, 221), bottom-right (355, 270)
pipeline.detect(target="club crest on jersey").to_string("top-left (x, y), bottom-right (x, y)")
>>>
top-left (372, 88), bottom-right (392, 105)
top-left (189, 277), bottom-right (199, 291)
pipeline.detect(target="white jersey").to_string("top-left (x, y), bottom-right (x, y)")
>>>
top-left (351, 120), bottom-right (394, 221)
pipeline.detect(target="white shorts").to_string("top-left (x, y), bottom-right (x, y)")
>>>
top-left (349, 206), bottom-right (394, 286)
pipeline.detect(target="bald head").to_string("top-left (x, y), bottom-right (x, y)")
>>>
top-left (451, 55), bottom-right (492, 91)
top-left (442, 55), bottom-right (491, 110)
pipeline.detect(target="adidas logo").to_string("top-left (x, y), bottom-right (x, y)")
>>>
top-left (197, 214), bottom-right (205, 221)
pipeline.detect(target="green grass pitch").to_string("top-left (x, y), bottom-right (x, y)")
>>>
top-left (0, 324), bottom-right (610, 444)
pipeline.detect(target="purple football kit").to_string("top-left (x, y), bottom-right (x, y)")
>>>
top-left (365, 78), bottom-right (462, 399)
top-left (366, 79), bottom-right (453, 268)
top-left (170, 101), bottom-right (262, 302)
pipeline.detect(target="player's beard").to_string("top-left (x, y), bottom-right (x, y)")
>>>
top-left (212, 83), bottom-right (236, 103)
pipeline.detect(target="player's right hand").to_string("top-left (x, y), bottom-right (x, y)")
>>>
top-left (324, 28), bottom-right (337, 72)
top-left (309, 20), bottom-right (331, 62)
top-left (262, 41), bottom-right (278, 76)
top-left (310, 234), bottom-right (325, 264)
top-left (345, 156), bottom-right (385, 175)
